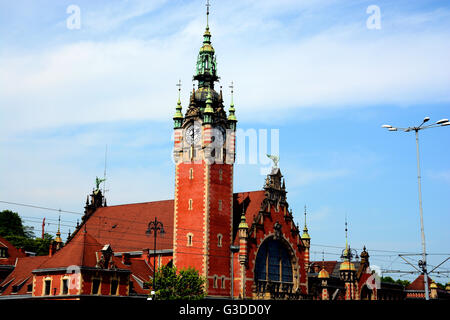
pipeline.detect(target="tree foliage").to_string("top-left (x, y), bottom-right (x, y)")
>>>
top-left (147, 265), bottom-right (206, 300)
top-left (381, 276), bottom-right (410, 287)
top-left (0, 210), bottom-right (34, 238)
top-left (0, 210), bottom-right (53, 255)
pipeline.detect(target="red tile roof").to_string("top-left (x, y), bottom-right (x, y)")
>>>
top-left (0, 256), bottom-right (49, 296)
top-left (406, 274), bottom-right (434, 291)
top-left (233, 191), bottom-right (266, 244)
top-left (125, 259), bottom-right (153, 295)
top-left (70, 191), bottom-right (267, 252)
top-left (36, 230), bottom-right (129, 270)
top-left (73, 200), bottom-right (175, 252)
top-left (0, 236), bottom-right (26, 266)
top-left (310, 261), bottom-right (339, 276)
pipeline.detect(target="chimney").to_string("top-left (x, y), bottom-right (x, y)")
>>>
top-left (122, 253), bottom-right (131, 265)
top-left (49, 241), bottom-right (57, 257)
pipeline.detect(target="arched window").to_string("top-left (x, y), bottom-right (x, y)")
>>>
top-left (217, 234), bottom-right (223, 247)
top-left (254, 238), bottom-right (293, 283)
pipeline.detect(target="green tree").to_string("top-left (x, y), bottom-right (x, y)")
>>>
top-left (381, 276), bottom-right (410, 287)
top-left (147, 265), bottom-right (206, 300)
top-left (395, 279), bottom-right (411, 287)
top-left (0, 210), bottom-right (34, 238)
top-left (381, 276), bottom-right (395, 284)
top-left (33, 233), bottom-right (54, 256)
top-left (0, 210), bottom-right (52, 256)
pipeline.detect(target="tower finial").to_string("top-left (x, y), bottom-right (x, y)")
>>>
top-left (206, 0), bottom-right (211, 28)
top-left (176, 79), bottom-right (182, 102)
top-left (345, 214), bottom-right (348, 250)
top-left (302, 205), bottom-right (311, 240)
top-left (322, 250), bottom-right (325, 267)
top-left (55, 211), bottom-right (62, 244)
top-left (304, 205), bottom-right (308, 230)
top-left (229, 81), bottom-right (234, 106)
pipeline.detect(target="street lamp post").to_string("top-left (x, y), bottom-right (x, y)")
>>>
top-left (382, 117), bottom-right (449, 300)
top-left (146, 217), bottom-right (165, 294)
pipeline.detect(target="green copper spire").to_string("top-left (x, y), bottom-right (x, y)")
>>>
top-left (302, 205), bottom-right (311, 239)
top-left (203, 89), bottom-right (214, 124)
top-left (173, 80), bottom-right (183, 129)
top-left (228, 81), bottom-right (237, 124)
top-left (194, 0), bottom-right (218, 89)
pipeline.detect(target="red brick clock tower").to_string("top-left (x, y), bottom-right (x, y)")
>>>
top-left (172, 6), bottom-right (237, 297)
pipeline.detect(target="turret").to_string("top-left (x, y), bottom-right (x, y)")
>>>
top-left (173, 80), bottom-right (183, 129)
top-left (318, 252), bottom-right (330, 300)
top-left (339, 218), bottom-right (358, 300)
top-left (301, 206), bottom-right (311, 271)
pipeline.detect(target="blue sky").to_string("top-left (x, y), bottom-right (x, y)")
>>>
top-left (1, 0), bottom-right (449, 283)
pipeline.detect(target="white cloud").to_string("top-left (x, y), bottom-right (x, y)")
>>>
top-left (2, 4), bottom-right (450, 136)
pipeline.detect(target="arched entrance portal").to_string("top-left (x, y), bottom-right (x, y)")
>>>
top-left (360, 285), bottom-right (372, 300)
top-left (254, 237), bottom-right (297, 299)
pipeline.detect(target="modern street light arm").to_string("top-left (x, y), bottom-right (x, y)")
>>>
top-left (381, 116), bottom-right (448, 301)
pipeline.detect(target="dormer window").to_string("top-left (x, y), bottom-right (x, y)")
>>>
top-left (0, 247), bottom-right (7, 258)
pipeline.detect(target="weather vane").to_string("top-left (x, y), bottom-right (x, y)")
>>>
top-left (266, 154), bottom-right (279, 168)
top-left (95, 176), bottom-right (106, 192)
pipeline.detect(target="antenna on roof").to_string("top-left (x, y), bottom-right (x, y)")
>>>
top-left (103, 144), bottom-right (109, 203)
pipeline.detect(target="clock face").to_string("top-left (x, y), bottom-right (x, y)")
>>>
top-left (185, 123), bottom-right (201, 145)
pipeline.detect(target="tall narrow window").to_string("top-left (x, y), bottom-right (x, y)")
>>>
top-left (221, 276), bottom-right (226, 289)
top-left (218, 200), bottom-right (222, 211)
top-left (217, 234), bottom-right (223, 247)
top-left (62, 279), bottom-right (69, 295)
top-left (189, 168), bottom-right (194, 180)
top-left (213, 276), bottom-right (218, 288)
top-left (188, 199), bottom-right (193, 210)
top-left (44, 280), bottom-right (51, 295)
top-left (219, 169), bottom-right (223, 181)
top-left (187, 233), bottom-right (193, 246)
top-left (92, 279), bottom-right (101, 295)
top-left (111, 279), bottom-right (119, 295)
